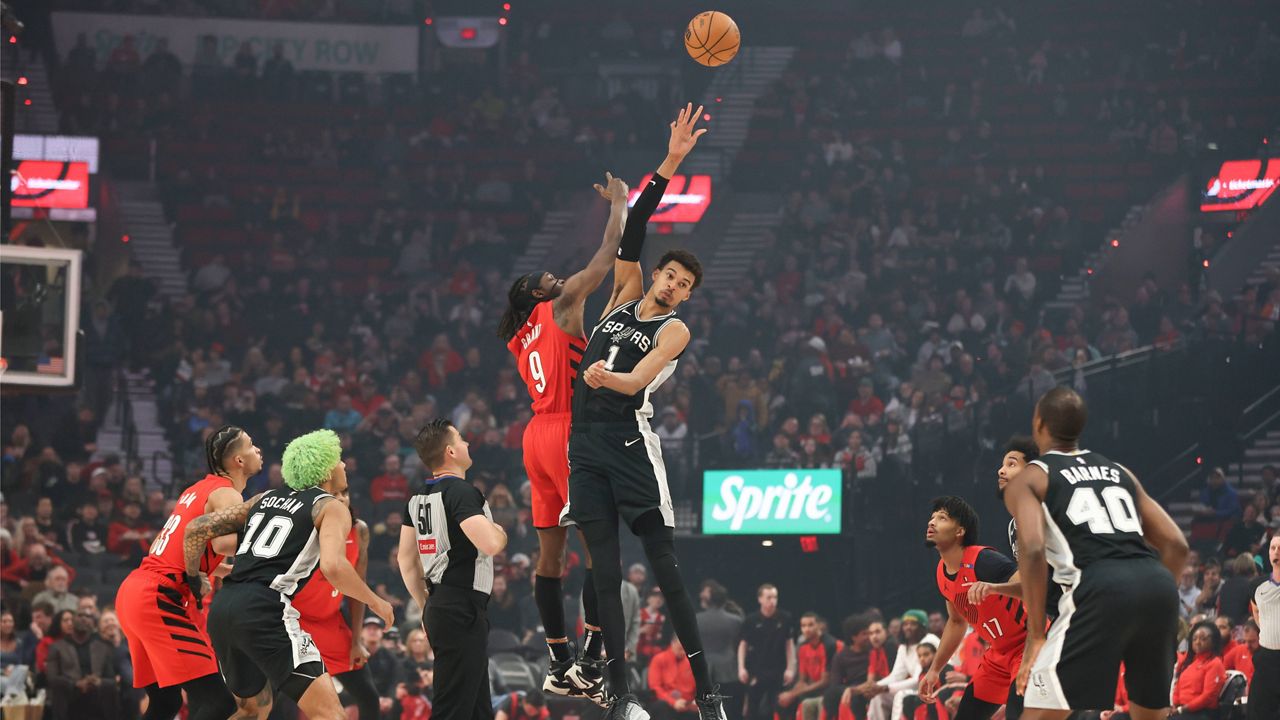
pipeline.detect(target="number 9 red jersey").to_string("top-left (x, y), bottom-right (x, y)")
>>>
top-left (506, 302), bottom-right (585, 415)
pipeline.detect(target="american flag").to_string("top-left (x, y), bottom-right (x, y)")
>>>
top-left (36, 356), bottom-right (65, 374)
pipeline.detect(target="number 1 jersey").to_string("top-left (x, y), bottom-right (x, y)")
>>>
top-left (1030, 449), bottom-right (1155, 586)
top-left (507, 301), bottom-right (585, 415)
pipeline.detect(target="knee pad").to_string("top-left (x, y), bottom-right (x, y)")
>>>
top-left (278, 660), bottom-right (326, 702)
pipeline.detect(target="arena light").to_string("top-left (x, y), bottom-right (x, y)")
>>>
top-left (1110, 238), bottom-right (1119, 248)
top-left (121, 234), bottom-right (130, 243)
top-left (459, 27), bottom-right (477, 40)
top-left (423, 17), bottom-right (433, 25)
top-left (761, 540), bottom-right (773, 547)
top-left (498, 17), bottom-right (507, 25)
top-left (1203, 259), bottom-right (1210, 268)
top-left (502, 2), bottom-right (511, 9)
top-left (17, 77), bottom-right (27, 85)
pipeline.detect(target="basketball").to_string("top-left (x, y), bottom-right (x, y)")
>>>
top-left (684, 11), bottom-right (740, 67)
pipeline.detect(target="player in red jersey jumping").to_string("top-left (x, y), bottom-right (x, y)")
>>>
top-left (497, 170), bottom-right (628, 702)
top-left (115, 425), bottom-right (263, 720)
top-left (292, 487), bottom-right (378, 719)
top-left (920, 495), bottom-right (1027, 720)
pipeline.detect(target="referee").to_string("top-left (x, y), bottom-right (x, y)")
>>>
top-left (397, 419), bottom-right (507, 720)
top-left (1252, 534), bottom-right (1280, 720)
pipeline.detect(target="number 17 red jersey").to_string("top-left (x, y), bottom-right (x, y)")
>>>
top-left (506, 301), bottom-right (585, 415)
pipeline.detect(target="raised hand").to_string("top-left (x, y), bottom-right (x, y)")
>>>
top-left (593, 171), bottom-right (630, 203)
top-left (668, 102), bottom-right (708, 159)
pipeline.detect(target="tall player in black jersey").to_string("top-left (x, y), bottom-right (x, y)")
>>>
top-left (1004, 388), bottom-right (1188, 719)
top-left (560, 112), bottom-right (725, 720)
top-left (182, 430), bottom-right (394, 720)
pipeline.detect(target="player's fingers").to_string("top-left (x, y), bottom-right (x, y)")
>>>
top-left (694, 128), bottom-right (708, 139)
top-left (693, 105), bottom-right (705, 126)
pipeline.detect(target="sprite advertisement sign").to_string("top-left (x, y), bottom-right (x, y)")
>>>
top-left (702, 469), bottom-right (842, 535)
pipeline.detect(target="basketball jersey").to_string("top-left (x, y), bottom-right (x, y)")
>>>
top-left (1031, 449), bottom-right (1155, 588)
top-left (936, 545), bottom-right (1028, 652)
top-left (572, 299), bottom-right (682, 424)
top-left (508, 301), bottom-right (585, 415)
top-left (289, 525), bottom-right (360, 620)
top-left (402, 476), bottom-right (494, 595)
top-left (224, 486), bottom-right (334, 598)
top-left (139, 474), bottom-right (235, 577)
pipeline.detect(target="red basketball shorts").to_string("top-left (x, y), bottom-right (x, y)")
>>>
top-left (115, 568), bottom-right (220, 688)
top-left (523, 413), bottom-right (572, 529)
top-left (971, 642), bottom-right (1025, 703)
top-left (298, 612), bottom-right (354, 675)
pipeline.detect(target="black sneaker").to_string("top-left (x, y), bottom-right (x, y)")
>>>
top-left (603, 693), bottom-right (650, 720)
top-left (564, 656), bottom-right (608, 706)
top-left (696, 686), bottom-right (729, 720)
top-left (542, 652), bottom-right (578, 697)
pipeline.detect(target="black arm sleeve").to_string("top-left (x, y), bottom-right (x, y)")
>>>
top-left (444, 483), bottom-right (486, 527)
top-left (618, 173), bottom-right (670, 261)
top-left (974, 548), bottom-right (1019, 583)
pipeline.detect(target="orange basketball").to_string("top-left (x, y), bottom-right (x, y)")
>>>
top-left (684, 11), bottom-right (740, 67)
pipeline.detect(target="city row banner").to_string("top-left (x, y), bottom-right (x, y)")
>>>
top-left (702, 469), bottom-right (843, 535)
top-left (52, 12), bottom-right (420, 74)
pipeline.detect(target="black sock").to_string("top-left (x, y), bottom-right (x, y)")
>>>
top-left (581, 518), bottom-right (629, 693)
top-left (639, 516), bottom-right (714, 694)
top-left (535, 573), bottom-right (572, 662)
top-left (582, 568), bottom-right (603, 659)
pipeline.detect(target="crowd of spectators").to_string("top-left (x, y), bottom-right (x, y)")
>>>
top-left (3, 1), bottom-right (1280, 718)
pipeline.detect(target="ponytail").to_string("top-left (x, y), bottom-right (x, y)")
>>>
top-left (497, 272), bottom-right (545, 342)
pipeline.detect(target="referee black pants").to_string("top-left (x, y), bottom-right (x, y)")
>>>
top-left (1248, 647), bottom-right (1280, 720)
top-left (425, 586), bottom-right (493, 720)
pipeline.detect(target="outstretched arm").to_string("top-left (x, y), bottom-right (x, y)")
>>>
top-left (183, 495), bottom-right (262, 576)
top-left (1005, 464), bottom-right (1050, 695)
top-left (1126, 467), bottom-right (1190, 579)
top-left (553, 173), bottom-right (629, 337)
top-left (601, 103), bottom-right (707, 319)
top-left (315, 499), bottom-right (394, 627)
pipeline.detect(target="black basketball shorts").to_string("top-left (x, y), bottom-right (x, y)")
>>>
top-left (1024, 557), bottom-right (1177, 711)
top-left (561, 422), bottom-right (674, 531)
top-left (207, 582), bottom-right (325, 699)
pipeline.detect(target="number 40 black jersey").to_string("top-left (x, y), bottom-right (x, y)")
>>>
top-left (1030, 449), bottom-right (1155, 585)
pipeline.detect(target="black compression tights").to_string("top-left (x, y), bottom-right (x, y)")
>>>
top-left (581, 510), bottom-right (713, 696)
top-left (144, 673), bottom-right (237, 720)
top-left (336, 665), bottom-right (380, 720)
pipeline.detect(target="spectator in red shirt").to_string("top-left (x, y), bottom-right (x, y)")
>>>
top-left (778, 613), bottom-right (836, 715)
top-left (350, 375), bottom-right (388, 417)
top-left (395, 678), bottom-right (431, 720)
top-left (637, 587), bottom-right (669, 665)
top-left (1215, 615), bottom-right (1244, 668)
top-left (649, 637), bottom-right (698, 718)
top-left (418, 334), bottom-right (464, 388)
top-left (370, 454), bottom-right (410, 509)
top-left (848, 378), bottom-right (885, 421)
top-left (106, 501), bottom-right (153, 561)
top-left (1232, 620), bottom-right (1258, 685)
top-left (1, 541), bottom-right (77, 588)
top-left (1172, 620), bottom-right (1226, 718)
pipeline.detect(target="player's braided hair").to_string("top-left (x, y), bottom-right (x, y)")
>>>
top-left (497, 272), bottom-right (546, 342)
top-left (205, 424), bottom-right (246, 477)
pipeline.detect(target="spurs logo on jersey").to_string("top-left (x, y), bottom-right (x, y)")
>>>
top-left (573, 299), bottom-right (682, 424)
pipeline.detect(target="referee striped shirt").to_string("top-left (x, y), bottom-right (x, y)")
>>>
top-left (1257, 575), bottom-right (1280, 650)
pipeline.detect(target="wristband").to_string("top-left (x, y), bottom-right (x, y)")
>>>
top-left (618, 173), bottom-right (670, 261)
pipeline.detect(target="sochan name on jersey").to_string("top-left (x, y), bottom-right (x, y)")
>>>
top-left (1058, 465), bottom-right (1121, 485)
top-left (711, 473), bottom-right (834, 530)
